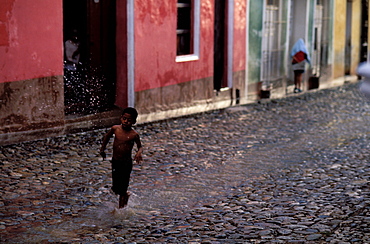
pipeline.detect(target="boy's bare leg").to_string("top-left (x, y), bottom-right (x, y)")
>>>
top-left (124, 191), bottom-right (130, 206)
top-left (119, 195), bottom-right (125, 208)
top-left (118, 192), bottom-right (131, 208)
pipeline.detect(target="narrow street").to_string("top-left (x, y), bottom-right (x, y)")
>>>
top-left (1, 82), bottom-right (370, 243)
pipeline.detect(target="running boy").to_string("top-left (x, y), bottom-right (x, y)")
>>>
top-left (100, 107), bottom-right (143, 208)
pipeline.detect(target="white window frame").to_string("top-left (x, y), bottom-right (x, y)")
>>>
top-left (176, 0), bottom-right (200, 62)
top-left (127, 0), bottom-right (135, 107)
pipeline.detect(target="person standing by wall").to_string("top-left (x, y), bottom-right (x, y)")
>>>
top-left (64, 29), bottom-right (80, 71)
top-left (291, 39), bottom-right (311, 93)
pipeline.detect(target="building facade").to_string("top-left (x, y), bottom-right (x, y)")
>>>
top-left (0, 0), bottom-right (368, 145)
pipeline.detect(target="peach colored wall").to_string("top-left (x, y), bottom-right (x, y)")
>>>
top-left (350, 0), bottom-right (361, 74)
top-left (134, 0), bottom-right (214, 92)
top-left (0, 0), bottom-right (63, 83)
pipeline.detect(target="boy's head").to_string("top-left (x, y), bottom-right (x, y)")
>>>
top-left (121, 107), bottom-right (138, 124)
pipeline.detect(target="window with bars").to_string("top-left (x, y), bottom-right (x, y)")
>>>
top-left (177, 0), bottom-right (192, 55)
top-left (261, 0), bottom-right (286, 83)
top-left (312, 0), bottom-right (324, 75)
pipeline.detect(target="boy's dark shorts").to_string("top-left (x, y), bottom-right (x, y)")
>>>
top-left (111, 158), bottom-right (133, 195)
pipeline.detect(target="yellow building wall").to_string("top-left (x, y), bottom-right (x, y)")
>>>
top-left (350, 0), bottom-right (361, 73)
top-left (333, 0), bottom-right (346, 78)
top-left (333, 0), bottom-right (362, 78)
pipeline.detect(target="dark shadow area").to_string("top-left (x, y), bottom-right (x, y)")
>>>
top-left (63, 0), bottom-right (116, 115)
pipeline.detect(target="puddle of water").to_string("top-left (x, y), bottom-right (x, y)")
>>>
top-left (18, 195), bottom-right (148, 242)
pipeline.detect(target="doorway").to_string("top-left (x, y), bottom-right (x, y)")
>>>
top-left (288, 0), bottom-right (308, 87)
top-left (345, 0), bottom-right (352, 75)
top-left (213, 0), bottom-right (228, 91)
top-left (311, 0), bottom-right (324, 77)
top-left (360, 0), bottom-right (369, 62)
top-left (63, 0), bottom-right (116, 115)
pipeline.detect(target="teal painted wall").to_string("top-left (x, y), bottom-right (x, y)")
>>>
top-left (248, 0), bottom-right (264, 84)
top-left (248, 0), bottom-right (290, 84)
top-left (279, 0), bottom-right (289, 77)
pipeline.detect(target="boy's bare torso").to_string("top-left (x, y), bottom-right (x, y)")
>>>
top-left (112, 125), bottom-right (139, 160)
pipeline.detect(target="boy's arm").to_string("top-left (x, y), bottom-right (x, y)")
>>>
top-left (133, 134), bottom-right (143, 163)
top-left (100, 128), bottom-right (114, 160)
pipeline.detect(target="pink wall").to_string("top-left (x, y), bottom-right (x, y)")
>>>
top-left (0, 0), bottom-right (63, 83)
top-left (233, 0), bottom-right (246, 72)
top-left (115, 0), bottom-right (128, 108)
top-left (134, 0), bottom-right (214, 92)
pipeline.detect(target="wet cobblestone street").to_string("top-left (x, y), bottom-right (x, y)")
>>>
top-left (1, 82), bottom-right (370, 243)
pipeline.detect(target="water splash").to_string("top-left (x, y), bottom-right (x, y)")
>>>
top-left (18, 193), bottom-right (144, 243)
top-left (64, 62), bottom-right (113, 115)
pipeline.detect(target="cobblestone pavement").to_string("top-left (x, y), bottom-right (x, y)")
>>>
top-left (1, 82), bottom-right (370, 243)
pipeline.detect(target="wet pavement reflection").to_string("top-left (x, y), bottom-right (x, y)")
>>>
top-left (1, 82), bottom-right (370, 243)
